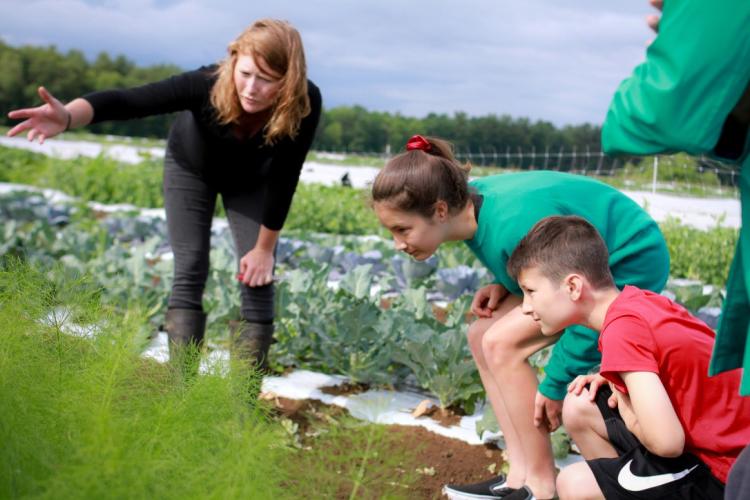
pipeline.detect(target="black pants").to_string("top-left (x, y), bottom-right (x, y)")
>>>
top-left (163, 150), bottom-right (274, 323)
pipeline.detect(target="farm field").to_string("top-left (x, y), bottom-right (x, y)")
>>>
top-left (0, 136), bottom-right (739, 498)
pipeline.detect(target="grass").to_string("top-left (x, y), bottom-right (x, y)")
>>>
top-left (0, 262), bottom-right (418, 499)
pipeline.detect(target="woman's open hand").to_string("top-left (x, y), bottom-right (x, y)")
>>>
top-left (7, 86), bottom-right (69, 144)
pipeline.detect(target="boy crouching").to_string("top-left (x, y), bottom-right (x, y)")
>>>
top-left (506, 215), bottom-right (750, 500)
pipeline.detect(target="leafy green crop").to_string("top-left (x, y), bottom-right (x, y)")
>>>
top-left (661, 217), bottom-right (738, 286)
top-left (275, 264), bottom-right (400, 384)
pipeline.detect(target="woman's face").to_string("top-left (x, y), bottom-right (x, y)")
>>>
top-left (373, 202), bottom-right (446, 261)
top-left (233, 53), bottom-right (283, 114)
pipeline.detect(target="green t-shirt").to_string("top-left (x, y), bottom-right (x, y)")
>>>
top-left (466, 171), bottom-right (662, 294)
top-left (464, 171), bottom-right (670, 399)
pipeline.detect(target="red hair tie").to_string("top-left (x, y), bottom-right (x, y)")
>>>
top-left (406, 134), bottom-right (432, 152)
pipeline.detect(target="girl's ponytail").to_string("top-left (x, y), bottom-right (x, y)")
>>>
top-left (372, 135), bottom-right (472, 217)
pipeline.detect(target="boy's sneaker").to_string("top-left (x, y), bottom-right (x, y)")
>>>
top-left (442, 474), bottom-right (517, 499)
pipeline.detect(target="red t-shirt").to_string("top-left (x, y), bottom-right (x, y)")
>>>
top-left (599, 286), bottom-right (750, 483)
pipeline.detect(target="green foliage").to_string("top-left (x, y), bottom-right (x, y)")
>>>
top-left (0, 146), bottom-right (383, 234)
top-left (0, 261), bottom-right (422, 499)
top-left (315, 106), bottom-right (603, 157)
top-left (3, 40), bottom-right (604, 152)
top-left (285, 183), bottom-right (384, 235)
top-left (392, 305), bottom-right (484, 412)
top-left (0, 39), bottom-right (181, 137)
top-left (0, 147), bottom-right (740, 290)
top-left (1, 145), bottom-right (740, 287)
top-left (603, 154), bottom-right (729, 196)
top-left (275, 264), bottom-right (399, 385)
top-left (550, 428), bottom-right (573, 460)
top-left (0, 262), bottom-right (289, 499)
top-left (660, 217), bottom-right (738, 286)
top-left (666, 278), bottom-right (724, 311)
top-left (274, 264), bottom-right (484, 411)
top-left (0, 146), bottom-right (165, 208)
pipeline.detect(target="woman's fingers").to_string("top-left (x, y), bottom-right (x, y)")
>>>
top-left (7, 107), bottom-right (38, 120)
top-left (7, 120), bottom-right (31, 137)
top-left (38, 86), bottom-right (54, 104)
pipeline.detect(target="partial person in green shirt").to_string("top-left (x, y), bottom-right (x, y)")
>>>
top-left (602, 1), bottom-right (750, 497)
top-left (603, 0), bottom-right (750, 396)
top-left (371, 134), bottom-right (669, 500)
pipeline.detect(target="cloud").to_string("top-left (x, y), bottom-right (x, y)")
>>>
top-left (0, 0), bottom-right (655, 125)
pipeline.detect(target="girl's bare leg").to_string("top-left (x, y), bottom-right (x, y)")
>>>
top-left (479, 300), bottom-right (560, 499)
top-left (467, 298), bottom-right (529, 488)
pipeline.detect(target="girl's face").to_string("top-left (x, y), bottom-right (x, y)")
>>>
top-left (233, 53), bottom-right (283, 114)
top-left (374, 202), bottom-right (446, 261)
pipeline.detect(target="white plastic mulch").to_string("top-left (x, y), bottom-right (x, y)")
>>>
top-left (139, 331), bottom-right (583, 468)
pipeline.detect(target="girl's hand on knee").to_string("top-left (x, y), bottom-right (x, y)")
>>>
top-left (534, 390), bottom-right (563, 431)
top-left (470, 284), bottom-right (507, 317)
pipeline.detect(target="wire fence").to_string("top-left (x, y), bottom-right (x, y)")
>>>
top-left (314, 146), bottom-right (742, 198)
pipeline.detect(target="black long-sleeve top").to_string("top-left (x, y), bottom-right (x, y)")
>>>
top-left (83, 66), bottom-right (322, 230)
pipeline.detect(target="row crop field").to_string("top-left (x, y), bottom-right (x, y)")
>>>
top-left (0, 143), bottom-right (739, 497)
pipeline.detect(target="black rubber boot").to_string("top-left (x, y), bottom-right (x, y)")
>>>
top-left (165, 308), bottom-right (206, 379)
top-left (230, 320), bottom-right (275, 374)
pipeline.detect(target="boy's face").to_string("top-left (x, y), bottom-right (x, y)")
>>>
top-left (373, 202), bottom-right (444, 261)
top-left (518, 266), bottom-right (577, 335)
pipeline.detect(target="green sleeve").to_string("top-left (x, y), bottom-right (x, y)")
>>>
top-left (538, 325), bottom-right (602, 401)
top-left (602, 0), bottom-right (750, 156)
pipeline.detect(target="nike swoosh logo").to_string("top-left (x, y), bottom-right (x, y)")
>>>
top-left (617, 459), bottom-right (699, 491)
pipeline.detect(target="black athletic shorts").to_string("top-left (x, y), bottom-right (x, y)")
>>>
top-left (585, 385), bottom-right (725, 500)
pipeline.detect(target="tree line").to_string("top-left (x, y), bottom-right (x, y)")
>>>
top-left (1, 40), bottom-right (602, 153)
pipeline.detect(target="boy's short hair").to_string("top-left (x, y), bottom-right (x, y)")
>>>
top-left (507, 215), bottom-right (615, 289)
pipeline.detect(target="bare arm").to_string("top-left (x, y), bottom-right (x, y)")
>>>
top-left (7, 87), bottom-right (93, 144)
top-left (615, 371), bottom-right (685, 457)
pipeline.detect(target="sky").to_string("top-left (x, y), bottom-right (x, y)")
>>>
top-left (0, 0), bottom-right (656, 126)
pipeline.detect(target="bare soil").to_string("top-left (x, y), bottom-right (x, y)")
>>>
top-left (269, 396), bottom-right (505, 499)
top-left (319, 381), bottom-right (371, 396)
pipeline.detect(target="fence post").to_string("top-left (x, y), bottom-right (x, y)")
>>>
top-left (652, 156), bottom-right (659, 194)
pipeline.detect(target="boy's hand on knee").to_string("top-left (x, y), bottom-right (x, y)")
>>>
top-left (534, 391), bottom-right (563, 432)
top-left (567, 373), bottom-right (608, 400)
